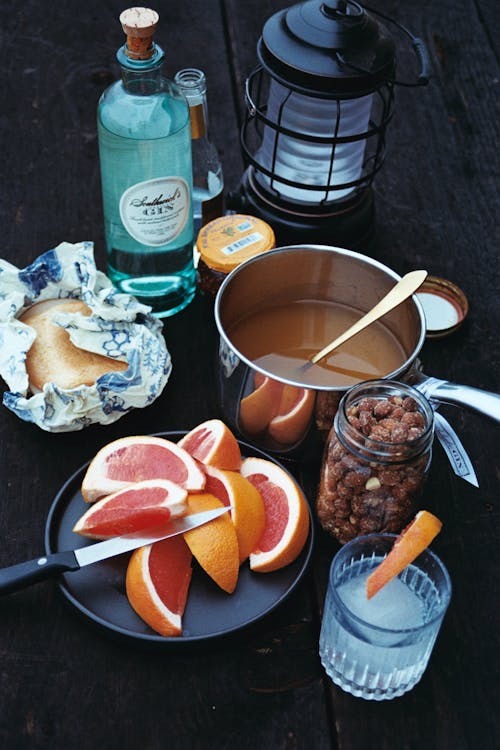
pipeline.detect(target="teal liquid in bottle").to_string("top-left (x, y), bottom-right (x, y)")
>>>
top-left (97, 8), bottom-right (196, 317)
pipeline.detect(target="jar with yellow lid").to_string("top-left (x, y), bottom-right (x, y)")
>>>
top-left (196, 214), bottom-right (275, 297)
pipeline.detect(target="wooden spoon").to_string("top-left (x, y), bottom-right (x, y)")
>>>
top-left (309, 270), bottom-right (428, 366)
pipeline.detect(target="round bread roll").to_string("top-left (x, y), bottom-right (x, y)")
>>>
top-left (20, 299), bottom-right (128, 391)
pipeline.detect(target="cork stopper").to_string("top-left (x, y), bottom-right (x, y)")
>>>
top-left (120, 7), bottom-right (159, 60)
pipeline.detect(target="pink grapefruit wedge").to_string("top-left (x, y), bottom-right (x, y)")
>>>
top-left (178, 419), bottom-right (241, 471)
top-left (202, 464), bottom-right (266, 563)
top-left (240, 456), bottom-right (310, 573)
top-left (126, 535), bottom-right (193, 637)
top-left (81, 435), bottom-right (206, 503)
top-left (73, 479), bottom-right (188, 539)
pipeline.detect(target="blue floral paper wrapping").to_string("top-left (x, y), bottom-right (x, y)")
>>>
top-left (0, 241), bottom-right (172, 431)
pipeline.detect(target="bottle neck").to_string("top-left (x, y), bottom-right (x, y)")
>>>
top-left (188, 100), bottom-right (208, 139)
top-left (117, 43), bottom-right (165, 95)
top-left (174, 69), bottom-right (209, 139)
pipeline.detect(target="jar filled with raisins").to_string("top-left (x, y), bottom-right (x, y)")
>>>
top-left (316, 380), bottom-right (434, 545)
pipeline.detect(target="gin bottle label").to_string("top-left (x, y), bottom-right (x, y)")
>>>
top-left (119, 176), bottom-right (190, 246)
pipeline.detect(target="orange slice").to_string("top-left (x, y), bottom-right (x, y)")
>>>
top-left (268, 385), bottom-right (315, 445)
top-left (73, 479), bottom-right (188, 539)
top-left (240, 456), bottom-right (310, 573)
top-left (253, 371), bottom-right (266, 389)
top-left (183, 493), bottom-right (239, 593)
top-left (202, 464), bottom-right (266, 563)
top-left (126, 535), bottom-right (193, 637)
top-left (178, 419), bottom-right (241, 471)
top-left (239, 376), bottom-right (283, 434)
top-left (81, 436), bottom-right (206, 503)
top-left (366, 510), bottom-right (443, 599)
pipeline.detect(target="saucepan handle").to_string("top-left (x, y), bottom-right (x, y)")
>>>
top-left (415, 376), bottom-right (500, 424)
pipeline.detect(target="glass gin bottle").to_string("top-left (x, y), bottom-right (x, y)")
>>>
top-left (174, 68), bottom-right (224, 237)
top-left (98, 8), bottom-right (195, 317)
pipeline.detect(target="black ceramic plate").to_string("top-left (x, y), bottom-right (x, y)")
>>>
top-left (44, 432), bottom-right (314, 647)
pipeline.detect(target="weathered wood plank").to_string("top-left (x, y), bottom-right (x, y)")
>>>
top-left (0, 3), bottom-right (332, 748)
top-left (0, 0), bottom-right (498, 748)
top-left (225, 0), bottom-right (499, 748)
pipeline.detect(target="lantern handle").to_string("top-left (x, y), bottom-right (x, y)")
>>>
top-left (410, 38), bottom-right (431, 86)
top-left (244, 68), bottom-right (259, 115)
top-left (361, 4), bottom-right (431, 86)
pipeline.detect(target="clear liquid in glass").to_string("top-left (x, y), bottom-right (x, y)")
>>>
top-left (320, 554), bottom-right (448, 700)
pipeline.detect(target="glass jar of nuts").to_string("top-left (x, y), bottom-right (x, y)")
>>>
top-left (316, 380), bottom-right (434, 544)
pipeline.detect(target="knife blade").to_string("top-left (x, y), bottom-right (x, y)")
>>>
top-left (0, 506), bottom-right (231, 597)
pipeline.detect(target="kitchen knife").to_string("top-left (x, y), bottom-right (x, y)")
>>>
top-left (0, 506), bottom-right (231, 596)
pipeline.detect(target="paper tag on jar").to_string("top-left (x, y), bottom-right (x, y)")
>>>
top-left (433, 412), bottom-right (479, 487)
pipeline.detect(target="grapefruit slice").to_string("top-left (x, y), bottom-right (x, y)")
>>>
top-left (73, 479), bottom-right (188, 540)
top-left (268, 385), bottom-right (315, 445)
top-left (240, 456), bottom-right (310, 573)
top-left (126, 535), bottom-right (193, 637)
top-left (81, 436), bottom-right (206, 502)
top-left (202, 464), bottom-right (266, 563)
top-left (183, 493), bottom-right (239, 593)
top-left (239, 376), bottom-right (283, 434)
top-left (366, 510), bottom-right (443, 599)
top-left (178, 419), bottom-right (241, 471)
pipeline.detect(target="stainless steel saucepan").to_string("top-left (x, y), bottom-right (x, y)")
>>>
top-left (214, 245), bottom-right (499, 455)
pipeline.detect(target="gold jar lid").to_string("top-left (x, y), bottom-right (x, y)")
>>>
top-left (196, 214), bottom-right (275, 273)
top-left (416, 275), bottom-right (469, 338)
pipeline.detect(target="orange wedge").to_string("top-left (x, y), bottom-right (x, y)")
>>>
top-left (202, 464), bottom-right (266, 563)
top-left (182, 493), bottom-right (240, 593)
top-left (126, 535), bottom-right (193, 637)
top-left (239, 376), bottom-right (283, 434)
top-left (81, 435), bottom-right (206, 503)
top-left (366, 510), bottom-right (443, 599)
top-left (240, 456), bottom-right (310, 573)
top-left (268, 385), bottom-right (315, 445)
top-left (73, 479), bottom-right (187, 539)
top-left (178, 419), bottom-right (241, 471)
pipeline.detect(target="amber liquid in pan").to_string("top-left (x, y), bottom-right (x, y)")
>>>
top-left (228, 300), bottom-right (407, 388)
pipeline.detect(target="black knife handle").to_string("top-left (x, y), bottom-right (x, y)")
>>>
top-left (0, 550), bottom-right (79, 596)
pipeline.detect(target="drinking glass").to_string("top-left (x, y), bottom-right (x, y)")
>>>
top-left (319, 534), bottom-right (451, 700)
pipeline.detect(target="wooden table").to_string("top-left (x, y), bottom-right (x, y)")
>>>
top-left (1, 1), bottom-right (498, 748)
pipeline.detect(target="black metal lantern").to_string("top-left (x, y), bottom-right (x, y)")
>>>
top-left (231, 0), bottom-right (429, 248)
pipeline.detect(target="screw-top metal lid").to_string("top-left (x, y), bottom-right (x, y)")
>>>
top-left (197, 214), bottom-right (275, 273)
top-left (120, 7), bottom-right (159, 60)
top-left (258, 0), bottom-right (396, 96)
top-left (416, 276), bottom-right (469, 338)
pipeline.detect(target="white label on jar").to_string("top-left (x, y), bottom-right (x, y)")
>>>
top-left (119, 177), bottom-right (190, 246)
top-left (221, 232), bottom-right (264, 256)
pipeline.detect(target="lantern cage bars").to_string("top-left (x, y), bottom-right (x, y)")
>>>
top-left (229, 0), bottom-right (430, 246)
top-left (240, 63), bottom-right (395, 210)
